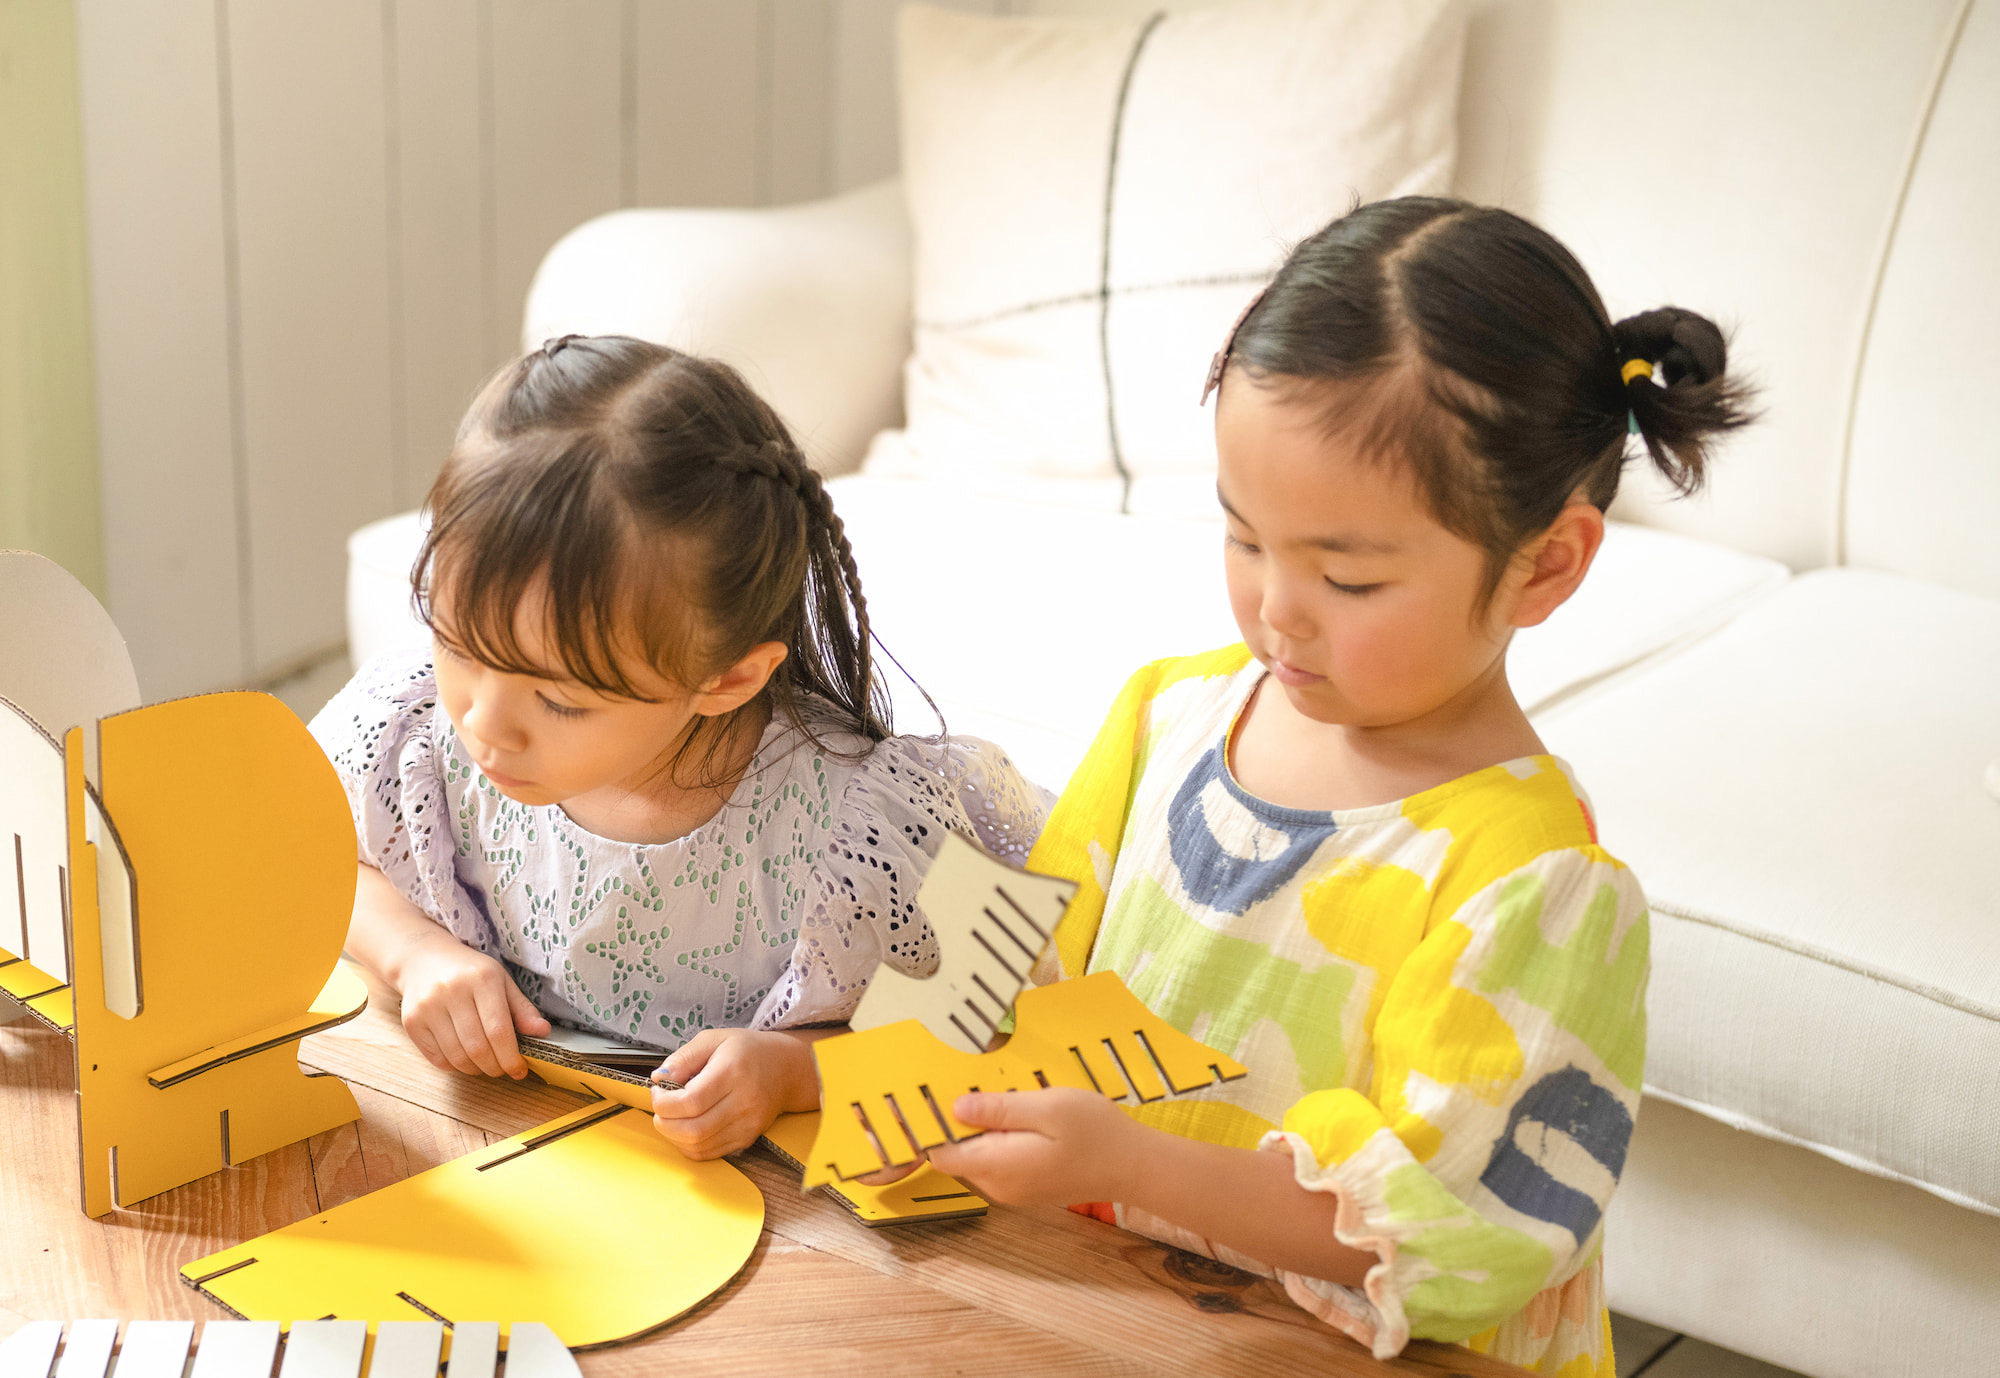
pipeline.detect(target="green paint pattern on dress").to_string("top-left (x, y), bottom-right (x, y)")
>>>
top-left (1092, 875), bottom-right (1352, 1091)
top-left (1382, 1163), bottom-right (1553, 1342)
top-left (1474, 871), bottom-right (1647, 1089)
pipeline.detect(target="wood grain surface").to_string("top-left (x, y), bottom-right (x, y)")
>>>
top-left (2, 965), bottom-right (1529, 1377)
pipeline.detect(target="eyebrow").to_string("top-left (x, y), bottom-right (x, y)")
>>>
top-left (1215, 488), bottom-right (1403, 556)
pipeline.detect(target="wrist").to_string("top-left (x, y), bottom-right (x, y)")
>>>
top-left (1097, 1106), bottom-right (1157, 1207)
top-left (382, 925), bottom-right (460, 991)
top-left (775, 1031), bottom-right (826, 1113)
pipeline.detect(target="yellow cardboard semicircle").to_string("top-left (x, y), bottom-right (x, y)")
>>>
top-left (181, 1103), bottom-right (764, 1348)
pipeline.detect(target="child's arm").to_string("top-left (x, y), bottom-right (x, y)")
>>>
top-left (345, 862), bottom-right (551, 1080)
top-left (648, 1025), bottom-right (848, 1159)
top-left (926, 1088), bottom-right (1376, 1286)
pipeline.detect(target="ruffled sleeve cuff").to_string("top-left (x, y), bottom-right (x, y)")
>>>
top-left (1254, 1127), bottom-right (1418, 1360)
top-left (307, 648), bottom-right (498, 952)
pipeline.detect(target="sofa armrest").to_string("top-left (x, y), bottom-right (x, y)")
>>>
top-left (523, 180), bottom-right (912, 478)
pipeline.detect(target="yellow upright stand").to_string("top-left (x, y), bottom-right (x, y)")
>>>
top-left (66, 694), bottom-right (368, 1216)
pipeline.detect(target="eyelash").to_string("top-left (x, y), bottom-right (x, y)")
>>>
top-left (1228, 535), bottom-right (1379, 595)
top-left (537, 694), bottom-right (588, 720)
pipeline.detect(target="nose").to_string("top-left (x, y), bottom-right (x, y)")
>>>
top-left (1258, 568), bottom-right (1317, 643)
top-left (458, 674), bottom-right (529, 756)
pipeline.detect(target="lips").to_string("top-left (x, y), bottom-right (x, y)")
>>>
top-left (1267, 656), bottom-right (1323, 687)
top-left (478, 760), bottom-right (533, 790)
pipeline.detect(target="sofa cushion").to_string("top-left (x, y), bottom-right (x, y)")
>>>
top-left (828, 474), bottom-right (1788, 792)
top-left (880, 0), bottom-right (1463, 503)
top-left (1535, 568), bottom-right (2000, 1213)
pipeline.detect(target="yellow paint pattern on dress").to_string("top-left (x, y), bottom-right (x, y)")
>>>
top-left (1402, 757), bottom-right (1595, 929)
top-left (1302, 857), bottom-right (1430, 1028)
top-left (1372, 920), bottom-right (1521, 1111)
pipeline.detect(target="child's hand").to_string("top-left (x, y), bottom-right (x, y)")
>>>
top-left (650, 1028), bottom-right (822, 1160)
top-left (395, 934), bottom-right (551, 1080)
top-left (924, 1088), bottom-right (1142, 1206)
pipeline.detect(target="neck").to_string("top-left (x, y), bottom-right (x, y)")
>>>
top-left (565, 700), bottom-right (773, 846)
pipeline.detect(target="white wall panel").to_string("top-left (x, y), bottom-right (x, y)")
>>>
top-left (489, 0), bottom-right (627, 359)
top-left (79, 0), bottom-right (901, 694)
top-left (763, 0), bottom-right (834, 204)
top-left (74, 1), bottom-right (243, 700)
top-left (635, 2), bottom-right (760, 207)
top-left (225, 0), bottom-right (398, 675)
top-left (391, 0), bottom-right (492, 508)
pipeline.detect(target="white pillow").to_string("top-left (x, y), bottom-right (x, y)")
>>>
top-left (875, 0), bottom-right (1466, 512)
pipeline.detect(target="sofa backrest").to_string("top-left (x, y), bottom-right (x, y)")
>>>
top-left (1842, 0), bottom-right (1998, 602)
top-left (1452, 0), bottom-right (1984, 582)
top-left (1019, 0), bottom-right (1989, 589)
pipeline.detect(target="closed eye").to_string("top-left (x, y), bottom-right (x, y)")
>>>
top-left (1326, 580), bottom-right (1381, 596)
top-left (1224, 532), bottom-right (1260, 555)
top-left (537, 692), bottom-right (588, 720)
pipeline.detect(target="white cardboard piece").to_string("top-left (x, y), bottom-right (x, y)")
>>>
top-left (847, 832), bottom-right (1078, 1053)
top-left (0, 551), bottom-right (141, 785)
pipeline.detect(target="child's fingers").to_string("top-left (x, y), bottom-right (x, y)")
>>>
top-left (951, 1090), bottom-right (1030, 1131)
top-left (651, 1070), bottom-right (729, 1121)
top-left (651, 1091), bottom-right (751, 1160)
top-left (472, 983), bottom-right (528, 1079)
top-left (444, 998), bottom-right (511, 1078)
top-left (662, 1028), bottom-right (728, 1085)
top-left (420, 1015), bottom-right (481, 1076)
top-left (504, 981), bottom-right (552, 1037)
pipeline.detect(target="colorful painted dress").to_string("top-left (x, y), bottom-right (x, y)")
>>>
top-left (1029, 646), bottom-right (1646, 1376)
top-left (311, 648), bottom-right (1048, 1048)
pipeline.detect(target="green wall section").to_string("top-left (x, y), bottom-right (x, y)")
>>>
top-left (0, 0), bottom-right (104, 595)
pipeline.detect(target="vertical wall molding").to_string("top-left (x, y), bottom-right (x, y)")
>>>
top-left (74, 0), bottom-right (992, 697)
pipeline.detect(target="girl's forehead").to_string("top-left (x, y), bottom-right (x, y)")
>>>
top-left (1215, 387), bottom-right (1439, 543)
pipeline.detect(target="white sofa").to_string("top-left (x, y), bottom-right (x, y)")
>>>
top-left (347, 3), bottom-right (2000, 1374)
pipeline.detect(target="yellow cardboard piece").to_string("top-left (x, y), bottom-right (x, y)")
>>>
top-left (520, 1045), bottom-right (988, 1226)
top-left (805, 971), bottom-right (1248, 1186)
top-left (67, 693), bottom-right (368, 1216)
top-left (802, 835), bottom-right (1248, 1185)
top-left (180, 1103), bottom-right (764, 1348)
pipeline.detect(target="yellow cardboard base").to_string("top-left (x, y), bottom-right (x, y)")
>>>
top-left (181, 1103), bottom-right (764, 1348)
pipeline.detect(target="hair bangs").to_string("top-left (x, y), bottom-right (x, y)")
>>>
top-left (416, 431), bottom-right (680, 701)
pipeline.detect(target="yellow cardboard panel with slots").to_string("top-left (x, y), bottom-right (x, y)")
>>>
top-left (800, 833), bottom-right (1250, 1187)
top-left (182, 1101), bottom-right (765, 1349)
top-left (0, 551), bottom-right (369, 1217)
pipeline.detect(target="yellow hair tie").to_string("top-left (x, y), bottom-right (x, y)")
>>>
top-left (1621, 358), bottom-right (1654, 385)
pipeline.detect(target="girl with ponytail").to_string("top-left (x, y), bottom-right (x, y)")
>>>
top-left (911, 201), bottom-right (1754, 1375)
top-left (311, 336), bottom-right (1044, 1159)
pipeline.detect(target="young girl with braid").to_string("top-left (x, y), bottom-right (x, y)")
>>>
top-left (311, 335), bottom-right (1045, 1160)
top-left (916, 200), bottom-right (1753, 1375)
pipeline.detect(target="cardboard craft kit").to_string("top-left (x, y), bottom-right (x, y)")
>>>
top-left (4, 551), bottom-right (1247, 1348)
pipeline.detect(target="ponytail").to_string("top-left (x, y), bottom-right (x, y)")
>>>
top-left (1613, 307), bottom-right (1755, 497)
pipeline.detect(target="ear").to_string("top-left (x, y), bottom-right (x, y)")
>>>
top-left (1508, 500), bottom-right (1605, 630)
top-left (690, 641), bottom-right (789, 716)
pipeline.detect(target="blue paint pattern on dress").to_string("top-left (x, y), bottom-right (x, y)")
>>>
top-left (1166, 742), bottom-right (1338, 913)
top-left (1479, 1066), bottom-right (1633, 1242)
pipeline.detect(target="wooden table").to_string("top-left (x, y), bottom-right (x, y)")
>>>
top-left (1, 971), bottom-right (1526, 1377)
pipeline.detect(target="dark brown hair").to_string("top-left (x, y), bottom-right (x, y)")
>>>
top-left (413, 335), bottom-right (894, 779)
top-left (1221, 197), bottom-right (1756, 590)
